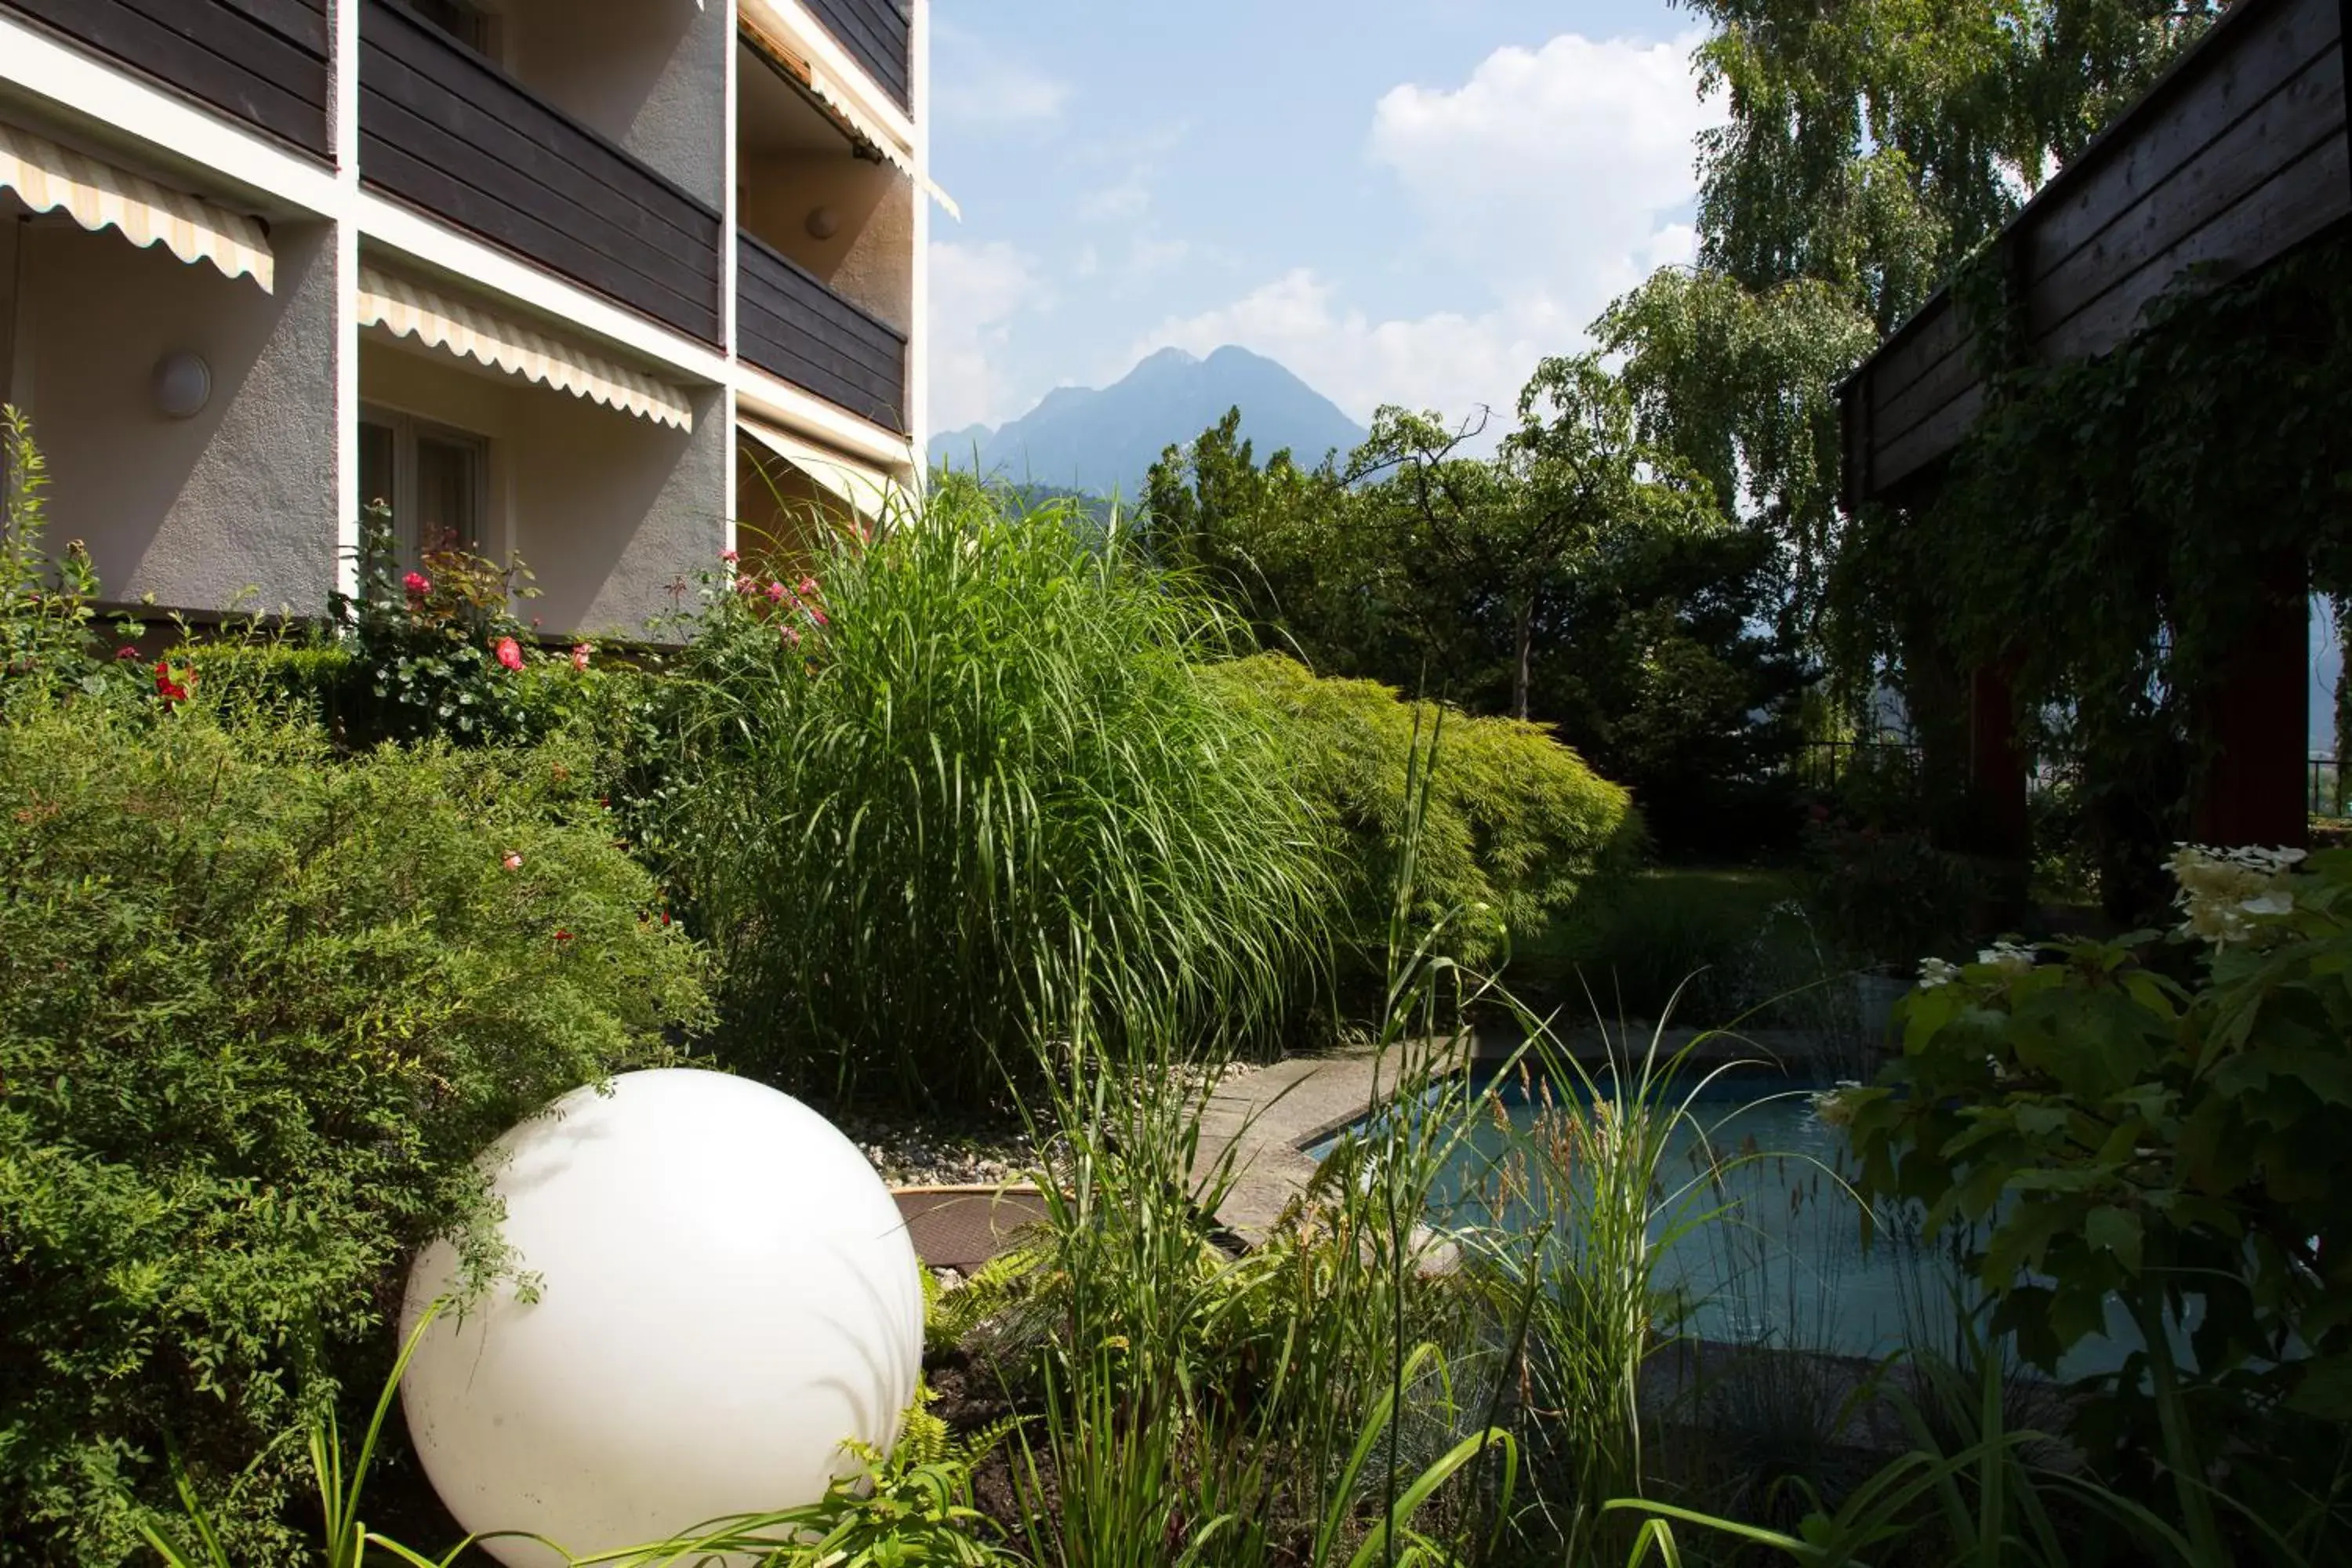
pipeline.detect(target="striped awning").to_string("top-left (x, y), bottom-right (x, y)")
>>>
top-left (738, 0), bottom-right (960, 220)
top-left (0, 121), bottom-right (272, 291)
top-left (739, 417), bottom-right (905, 521)
top-left (358, 266), bottom-right (695, 431)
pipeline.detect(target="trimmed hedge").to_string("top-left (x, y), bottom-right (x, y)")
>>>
top-left (1205, 653), bottom-right (1642, 965)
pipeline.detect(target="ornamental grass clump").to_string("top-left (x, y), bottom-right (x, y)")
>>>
top-left (0, 702), bottom-right (710, 1566)
top-left (656, 477), bottom-right (1338, 1108)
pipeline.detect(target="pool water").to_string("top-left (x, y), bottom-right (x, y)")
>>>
top-left (1312, 1067), bottom-right (2158, 1377)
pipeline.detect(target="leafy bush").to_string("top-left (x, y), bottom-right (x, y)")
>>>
top-left (1202, 652), bottom-right (1639, 966)
top-left (1838, 844), bottom-right (2352, 1561)
top-left (653, 480), bottom-right (1336, 1107)
top-left (1797, 813), bottom-right (1975, 971)
top-left (1527, 867), bottom-right (1794, 1023)
top-left (0, 704), bottom-right (710, 1564)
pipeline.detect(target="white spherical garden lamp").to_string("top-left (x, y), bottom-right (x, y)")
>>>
top-left (398, 1069), bottom-right (923, 1566)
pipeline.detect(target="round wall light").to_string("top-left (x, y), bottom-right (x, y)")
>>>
top-left (805, 205), bottom-right (841, 241)
top-left (152, 352), bottom-right (212, 419)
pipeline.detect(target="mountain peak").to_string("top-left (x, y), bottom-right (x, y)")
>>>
top-left (931, 349), bottom-right (1365, 500)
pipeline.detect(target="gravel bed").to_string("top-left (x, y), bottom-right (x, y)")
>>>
top-left (818, 1058), bottom-right (1258, 1189)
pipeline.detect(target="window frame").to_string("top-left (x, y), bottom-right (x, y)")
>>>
top-left (358, 404), bottom-right (494, 579)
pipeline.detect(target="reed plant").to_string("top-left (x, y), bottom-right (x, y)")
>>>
top-left (655, 476), bottom-right (1338, 1108)
top-left (975, 713), bottom-right (1519, 1566)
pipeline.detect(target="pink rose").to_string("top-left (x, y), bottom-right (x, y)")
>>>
top-left (495, 636), bottom-right (524, 671)
top-left (571, 643), bottom-right (591, 671)
top-left (402, 571), bottom-right (430, 597)
top-left (502, 851), bottom-right (523, 871)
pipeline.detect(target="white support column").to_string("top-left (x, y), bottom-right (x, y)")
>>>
top-left (906, 0), bottom-right (931, 480)
top-left (720, 0), bottom-right (741, 546)
top-left (329, 0), bottom-right (364, 603)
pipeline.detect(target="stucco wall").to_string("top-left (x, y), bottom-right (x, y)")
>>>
top-left (739, 153), bottom-right (913, 331)
top-left (497, 0), bottom-right (727, 209)
top-left (13, 219), bottom-right (338, 618)
top-left (0, 212), bottom-right (20, 411)
top-left (361, 339), bottom-right (726, 639)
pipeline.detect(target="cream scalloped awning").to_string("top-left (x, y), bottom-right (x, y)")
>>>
top-left (358, 265), bottom-right (695, 431)
top-left (738, 0), bottom-right (960, 220)
top-left (739, 417), bottom-right (905, 521)
top-left (0, 121), bottom-right (272, 291)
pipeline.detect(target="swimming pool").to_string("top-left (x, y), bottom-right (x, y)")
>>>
top-left (1309, 1065), bottom-right (2158, 1377)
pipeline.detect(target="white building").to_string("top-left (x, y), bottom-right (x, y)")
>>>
top-left (0, 0), bottom-right (938, 638)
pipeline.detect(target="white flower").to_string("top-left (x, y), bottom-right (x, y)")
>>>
top-left (1810, 1080), bottom-right (1864, 1129)
top-left (2167, 843), bottom-right (2304, 946)
top-left (1918, 956), bottom-right (1962, 989)
top-left (1976, 941), bottom-right (2038, 978)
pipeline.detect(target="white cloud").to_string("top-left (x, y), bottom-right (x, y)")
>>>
top-left (929, 239), bottom-right (1047, 432)
top-left (1125, 31), bottom-right (1721, 441)
top-left (931, 34), bottom-right (1071, 129)
top-left (1130, 269), bottom-right (1570, 441)
top-left (1077, 176), bottom-right (1152, 223)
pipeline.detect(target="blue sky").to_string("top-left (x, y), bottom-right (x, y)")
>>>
top-left (925, 0), bottom-right (1715, 443)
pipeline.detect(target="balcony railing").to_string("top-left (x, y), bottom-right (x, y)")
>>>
top-left (358, 0), bottom-right (724, 344)
top-left (803, 0), bottom-right (911, 112)
top-left (738, 233), bottom-right (908, 433)
top-left (3, 0), bottom-right (332, 154)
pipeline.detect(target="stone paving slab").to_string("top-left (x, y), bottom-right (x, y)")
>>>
top-left (1189, 1037), bottom-right (1470, 1246)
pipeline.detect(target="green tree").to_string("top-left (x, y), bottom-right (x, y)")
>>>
top-left (1142, 406), bottom-right (1345, 649)
top-left (1683, 0), bottom-right (2222, 331)
top-left (1595, 270), bottom-right (1876, 633)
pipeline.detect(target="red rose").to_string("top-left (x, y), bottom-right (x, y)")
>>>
top-left (495, 636), bottom-right (524, 671)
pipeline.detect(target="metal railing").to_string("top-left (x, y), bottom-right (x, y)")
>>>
top-left (2310, 755), bottom-right (2344, 818)
top-left (1791, 739), bottom-right (1922, 792)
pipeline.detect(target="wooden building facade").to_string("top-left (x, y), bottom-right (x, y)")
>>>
top-left (1838, 0), bottom-right (2352, 860)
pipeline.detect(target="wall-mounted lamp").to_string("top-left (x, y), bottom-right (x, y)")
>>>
top-left (806, 205), bottom-right (840, 241)
top-left (152, 351), bottom-right (212, 419)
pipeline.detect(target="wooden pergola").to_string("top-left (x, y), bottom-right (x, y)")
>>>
top-left (1838, 0), bottom-right (2351, 864)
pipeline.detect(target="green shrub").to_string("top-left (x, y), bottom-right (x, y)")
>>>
top-left (1527, 867), bottom-right (1794, 1022)
top-left (653, 480), bottom-right (1335, 1107)
top-left (0, 704), bottom-right (710, 1565)
top-left (1837, 844), bottom-right (2352, 1561)
top-left (1202, 652), bottom-right (1639, 966)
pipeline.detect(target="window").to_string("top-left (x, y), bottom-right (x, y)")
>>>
top-left (359, 408), bottom-right (488, 576)
top-left (408, 0), bottom-right (495, 58)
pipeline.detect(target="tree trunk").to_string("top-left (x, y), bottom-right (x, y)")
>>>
top-left (1512, 597), bottom-right (1534, 721)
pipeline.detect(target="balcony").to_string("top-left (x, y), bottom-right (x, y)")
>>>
top-left (2, 0), bottom-right (332, 154)
top-left (738, 234), bottom-right (906, 432)
top-left (801, 0), bottom-right (912, 114)
top-left (358, 0), bottom-right (724, 344)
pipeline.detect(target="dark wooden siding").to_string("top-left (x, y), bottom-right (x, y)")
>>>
top-left (803, 0), bottom-right (911, 112)
top-left (739, 233), bottom-right (908, 431)
top-left (358, 0), bottom-right (723, 344)
top-left (2, 0), bottom-right (331, 154)
top-left (1842, 0), bottom-right (2349, 506)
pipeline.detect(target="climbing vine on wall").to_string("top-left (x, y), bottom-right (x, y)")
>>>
top-left (1828, 229), bottom-right (2352, 895)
